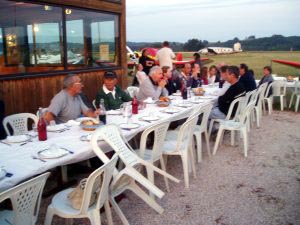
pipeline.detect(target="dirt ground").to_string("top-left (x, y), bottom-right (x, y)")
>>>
top-left (38, 110), bottom-right (300, 225)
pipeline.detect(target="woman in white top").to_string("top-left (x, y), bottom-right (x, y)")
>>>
top-left (208, 65), bottom-right (218, 84)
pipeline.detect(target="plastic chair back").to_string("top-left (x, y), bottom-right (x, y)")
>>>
top-left (0, 172), bottom-right (50, 225)
top-left (80, 154), bottom-right (118, 214)
top-left (239, 102), bottom-right (256, 125)
top-left (225, 96), bottom-right (245, 120)
top-left (264, 82), bottom-right (275, 98)
top-left (139, 120), bottom-right (170, 161)
top-left (91, 124), bottom-right (139, 167)
top-left (273, 80), bottom-right (287, 96)
top-left (126, 86), bottom-right (139, 98)
top-left (176, 106), bottom-right (204, 152)
top-left (3, 113), bottom-right (38, 136)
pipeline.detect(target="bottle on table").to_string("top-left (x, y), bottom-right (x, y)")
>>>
top-left (37, 107), bottom-right (47, 141)
top-left (181, 80), bottom-right (188, 100)
top-left (99, 99), bottom-right (107, 124)
top-left (132, 94), bottom-right (138, 114)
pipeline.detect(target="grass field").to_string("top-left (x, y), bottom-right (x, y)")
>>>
top-left (182, 51), bottom-right (300, 79)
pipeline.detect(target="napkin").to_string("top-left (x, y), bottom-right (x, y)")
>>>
top-left (47, 124), bottom-right (66, 132)
top-left (7, 135), bottom-right (28, 143)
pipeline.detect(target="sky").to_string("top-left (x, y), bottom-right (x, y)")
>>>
top-left (126, 0), bottom-right (300, 43)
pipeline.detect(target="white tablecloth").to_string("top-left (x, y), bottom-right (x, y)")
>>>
top-left (0, 89), bottom-right (219, 192)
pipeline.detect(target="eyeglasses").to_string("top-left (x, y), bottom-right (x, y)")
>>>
top-left (73, 81), bottom-right (82, 85)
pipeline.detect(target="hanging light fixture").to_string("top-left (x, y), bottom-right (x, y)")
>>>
top-left (65, 9), bottom-right (72, 15)
top-left (33, 24), bottom-right (39, 32)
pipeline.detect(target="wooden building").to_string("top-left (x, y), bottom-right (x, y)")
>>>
top-left (0, 0), bottom-right (127, 115)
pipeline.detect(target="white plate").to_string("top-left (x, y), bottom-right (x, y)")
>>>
top-left (107, 110), bottom-right (122, 115)
top-left (80, 134), bottom-right (103, 142)
top-left (189, 99), bottom-right (205, 104)
top-left (47, 124), bottom-right (67, 132)
top-left (0, 168), bottom-right (6, 180)
top-left (199, 96), bottom-right (213, 99)
top-left (119, 123), bottom-right (141, 130)
top-left (172, 92), bottom-right (182, 96)
top-left (38, 147), bottom-right (68, 159)
top-left (140, 116), bottom-right (160, 121)
top-left (176, 103), bottom-right (193, 108)
top-left (163, 108), bottom-right (181, 114)
top-left (75, 117), bottom-right (98, 123)
top-left (6, 135), bottom-right (30, 143)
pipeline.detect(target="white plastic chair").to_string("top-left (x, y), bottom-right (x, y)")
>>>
top-left (126, 86), bottom-right (139, 98)
top-left (193, 103), bottom-right (213, 163)
top-left (212, 102), bottom-right (255, 157)
top-left (262, 82), bottom-right (275, 115)
top-left (0, 172), bottom-right (50, 225)
top-left (252, 82), bottom-right (268, 128)
top-left (136, 120), bottom-right (171, 194)
top-left (272, 80), bottom-right (287, 111)
top-left (91, 124), bottom-right (179, 225)
top-left (44, 155), bottom-right (118, 225)
top-left (289, 80), bottom-right (300, 112)
top-left (3, 113), bottom-right (38, 136)
top-left (208, 96), bottom-right (245, 139)
top-left (161, 106), bottom-right (202, 188)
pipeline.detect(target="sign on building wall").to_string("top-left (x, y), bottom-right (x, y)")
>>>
top-left (99, 44), bottom-right (109, 61)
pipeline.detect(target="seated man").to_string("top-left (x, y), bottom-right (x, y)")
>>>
top-left (44, 74), bottom-right (99, 124)
top-left (239, 63), bottom-right (256, 92)
top-left (137, 66), bottom-right (168, 101)
top-left (210, 66), bottom-right (246, 120)
top-left (258, 66), bottom-right (274, 97)
top-left (95, 71), bottom-right (132, 110)
top-left (179, 63), bottom-right (193, 88)
top-left (217, 65), bottom-right (231, 96)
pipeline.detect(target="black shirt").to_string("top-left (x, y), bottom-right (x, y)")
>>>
top-left (218, 81), bottom-right (246, 116)
top-left (139, 56), bottom-right (154, 75)
top-left (239, 71), bottom-right (256, 92)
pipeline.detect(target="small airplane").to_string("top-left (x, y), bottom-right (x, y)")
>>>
top-left (199, 42), bottom-right (242, 55)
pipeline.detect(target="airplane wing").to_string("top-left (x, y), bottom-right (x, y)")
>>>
top-left (272, 59), bottom-right (300, 68)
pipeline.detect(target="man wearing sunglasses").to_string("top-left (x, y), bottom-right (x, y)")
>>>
top-left (44, 74), bottom-right (100, 124)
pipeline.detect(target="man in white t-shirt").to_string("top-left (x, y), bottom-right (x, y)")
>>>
top-left (156, 41), bottom-right (176, 69)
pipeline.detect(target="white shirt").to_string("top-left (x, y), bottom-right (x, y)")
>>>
top-left (136, 71), bottom-right (147, 85)
top-left (217, 81), bottom-right (231, 96)
top-left (156, 47), bottom-right (175, 68)
top-left (103, 85), bottom-right (116, 99)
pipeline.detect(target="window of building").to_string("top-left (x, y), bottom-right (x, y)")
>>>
top-left (66, 9), bottom-right (119, 70)
top-left (0, 0), bottom-right (120, 78)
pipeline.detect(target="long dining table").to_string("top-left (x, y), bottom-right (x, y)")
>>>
top-left (0, 86), bottom-right (219, 192)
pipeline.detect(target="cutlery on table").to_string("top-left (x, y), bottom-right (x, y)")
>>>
top-left (20, 139), bottom-right (33, 146)
top-left (31, 156), bottom-right (46, 163)
top-left (138, 118), bottom-right (151, 123)
top-left (60, 147), bottom-right (74, 154)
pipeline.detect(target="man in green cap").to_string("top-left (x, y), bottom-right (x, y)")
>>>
top-left (95, 71), bottom-right (132, 110)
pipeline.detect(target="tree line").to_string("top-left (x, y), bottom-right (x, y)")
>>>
top-left (127, 35), bottom-right (300, 51)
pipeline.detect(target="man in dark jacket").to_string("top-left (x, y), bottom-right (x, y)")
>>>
top-left (95, 71), bottom-right (132, 110)
top-left (209, 66), bottom-right (246, 120)
top-left (239, 63), bottom-right (256, 92)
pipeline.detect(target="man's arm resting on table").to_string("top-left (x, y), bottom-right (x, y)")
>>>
top-left (44, 111), bottom-right (55, 124)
